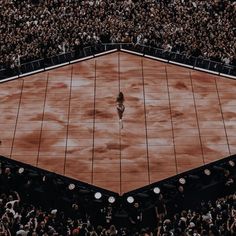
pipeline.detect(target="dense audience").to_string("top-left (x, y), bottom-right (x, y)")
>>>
top-left (0, 0), bottom-right (235, 69)
top-left (155, 194), bottom-right (236, 236)
top-left (1, 188), bottom-right (236, 235)
top-left (0, 164), bottom-right (236, 235)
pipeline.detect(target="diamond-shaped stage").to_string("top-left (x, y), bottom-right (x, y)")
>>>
top-left (0, 52), bottom-right (236, 194)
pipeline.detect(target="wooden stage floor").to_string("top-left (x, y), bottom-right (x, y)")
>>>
top-left (0, 52), bottom-right (236, 194)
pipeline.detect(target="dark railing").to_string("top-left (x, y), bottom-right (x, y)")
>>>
top-left (0, 43), bottom-right (235, 81)
top-left (121, 44), bottom-right (236, 77)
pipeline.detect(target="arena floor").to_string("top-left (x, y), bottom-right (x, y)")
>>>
top-left (0, 51), bottom-right (236, 194)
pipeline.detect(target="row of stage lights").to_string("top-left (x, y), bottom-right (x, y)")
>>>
top-left (17, 166), bottom-right (160, 204)
top-left (125, 160), bottom-right (236, 204)
top-left (15, 167), bottom-right (118, 204)
top-left (7, 159), bottom-right (236, 206)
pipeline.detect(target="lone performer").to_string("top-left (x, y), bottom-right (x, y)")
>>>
top-left (116, 92), bottom-right (125, 129)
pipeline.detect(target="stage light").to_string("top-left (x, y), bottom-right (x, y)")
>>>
top-left (108, 196), bottom-right (116, 204)
top-left (153, 187), bottom-right (161, 194)
top-left (127, 196), bottom-right (134, 204)
top-left (68, 183), bottom-right (75, 190)
top-left (94, 192), bottom-right (102, 200)
top-left (204, 169), bottom-right (211, 176)
top-left (229, 160), bottom-right (235, 167)
top-left (18, 167), bottom-right (24, 174)
top-left (179, 178), bottom-right (186, 185)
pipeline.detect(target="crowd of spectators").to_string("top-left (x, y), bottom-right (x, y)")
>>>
top-left (0, 0), bottom-right (235, 69)
top-left (155, 194), bottom-right (236, 236)
top-left (1, 164), bottom-right (236, 235)
top-left (1, 186), bottom-right (236, 235)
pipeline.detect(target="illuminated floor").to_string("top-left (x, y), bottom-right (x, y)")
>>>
top-left (0, 52), bottom-right (236, 194)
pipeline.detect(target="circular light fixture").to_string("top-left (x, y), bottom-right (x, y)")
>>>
top-left (68, 183), bottom-right (75, 190)
top-left (18, 167), bottom-right (24, 174)
top-left (179, 178), bottom-right (186, 185)
top-left (108, 196), bottom-right (116, 204)
top-left (204, 169), bottom-right (211, 176)
top-left (127, 196), bottom-right (134, 204)
top-left (94, 192), bottom-right (102, 200)
top-left (229, 160), bottom-right (235, 167)
top-left (153, 187), bottom-right (161, 194)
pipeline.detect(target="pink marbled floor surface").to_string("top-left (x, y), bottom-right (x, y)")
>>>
top-left (0, 52), bottom-right (236, 194)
